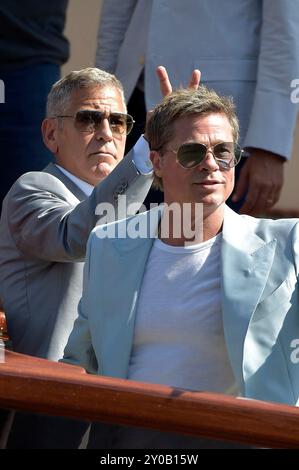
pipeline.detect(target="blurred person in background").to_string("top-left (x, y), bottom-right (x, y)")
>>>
top-left (0, 0), bottom-right (70, 204)
top-left (96, 0), bottom-right (299, 215)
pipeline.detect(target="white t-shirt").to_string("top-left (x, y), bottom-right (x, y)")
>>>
top-left (128, 233), bottom-right (238, 395)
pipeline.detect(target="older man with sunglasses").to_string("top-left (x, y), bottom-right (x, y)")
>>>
top-left (0, 67), bottom-right (150, 363)
top-left (64, 86), bottom-right (299, 448)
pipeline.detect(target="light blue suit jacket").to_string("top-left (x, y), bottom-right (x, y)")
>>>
top-left (63, 206), bottom-right (299, 406)
top-left (96, 0), bottom-right (299, 158)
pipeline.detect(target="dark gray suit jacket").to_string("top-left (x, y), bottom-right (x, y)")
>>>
top-left (0, 155), bottom-right (152, 360)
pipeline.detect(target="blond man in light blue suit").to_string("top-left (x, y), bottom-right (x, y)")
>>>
top-left (64, 86), bottom-right (299, 415)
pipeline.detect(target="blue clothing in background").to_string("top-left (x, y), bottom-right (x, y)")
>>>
top-left (0, 63), bottom-right (60, 202)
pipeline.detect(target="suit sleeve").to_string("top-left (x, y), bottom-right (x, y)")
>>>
top-left (243, 0), bottom-right (299, 159)
top-left (96, 0), bottom-right (138, 72)
top-left (6, 150), bottom-right (152, 262)
top-left (61, 234), bottom-right (98, 373)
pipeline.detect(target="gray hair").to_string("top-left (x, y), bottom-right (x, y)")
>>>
top-left (146, 86), bottom-right (239, 190)
top-left (46, 67), bottom-right (126, 117)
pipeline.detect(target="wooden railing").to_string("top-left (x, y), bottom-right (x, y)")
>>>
top-left (1, 349), bottom-right (299, 448)
top-left (0, 311), bottom-right (8, 342)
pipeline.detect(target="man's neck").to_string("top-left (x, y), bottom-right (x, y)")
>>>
top-left (159, 202), bottom-right (225, 246)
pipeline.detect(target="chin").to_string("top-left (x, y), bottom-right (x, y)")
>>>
top-left (94, 163), bottom-right (114, 178)
top-left (91, 173), bottom-right (109, 185)
top-left (200, 195), bottom-right (225, 207)
top-left (87, 172), bottom-right (109, 187)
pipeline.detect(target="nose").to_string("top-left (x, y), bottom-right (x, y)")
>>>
top-left (197, 149), bottom-right (220, 172)
top-left (94, 117), bottom-right (113, 142)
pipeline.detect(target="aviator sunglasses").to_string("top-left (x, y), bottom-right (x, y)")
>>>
top-left (54, 109), bottom-right (135, 135)
top-left (157, 142), bottom-right (244, 170)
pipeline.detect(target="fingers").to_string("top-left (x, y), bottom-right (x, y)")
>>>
top-left (237, 170), bottom-right (281, 215)
top-left (239, 193), bottom-right (262, 216)
top-left (156, 66), bottom-right (201, 98)
top-left (156, 66), bottom-right (172, 97)
top-left (239, 190), bottom-right (281, 216)
top-left (235, 164), bottom-right (261, 215)
top-left (238, 175), bottom-right (282, 216)
top-left (188, 69), bottom-right (201, 90)
top-left (231, 162), bottom-right (249, 205)
top-left (233, 151), bottom-right (284, 216)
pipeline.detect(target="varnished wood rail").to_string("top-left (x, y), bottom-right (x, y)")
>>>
top-left (0, 311), bottom-right (8, 342)
top-left (0, 349), bottom-right (299, 448)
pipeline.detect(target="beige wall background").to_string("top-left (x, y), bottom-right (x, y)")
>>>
top-left (63, 0), bottom-right (299, 210)
top-left (62, 0), bottom-right (103, 75)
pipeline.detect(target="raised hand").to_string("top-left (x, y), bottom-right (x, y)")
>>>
top-left (232, 149), bottom-right (285, 215)
top-left (156, 65), bottom-right (201, 97)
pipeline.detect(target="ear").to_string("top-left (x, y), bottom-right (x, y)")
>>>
top-left (150, 150), bottom-right (164, 177)
top-left (41, 118), bottom-right (59, 155)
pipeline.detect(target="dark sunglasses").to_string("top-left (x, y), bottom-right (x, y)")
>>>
top-left (162, 142), bottom-right (243, 170)
top-left (54, 110), bottom-right (135, 135)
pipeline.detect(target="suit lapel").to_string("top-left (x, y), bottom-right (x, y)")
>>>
top-left (221, 206), bottom-right (277, 389)
top-left (97, 208), bottom-right (161, 378)
top-left (43, 163), bottom-right (87, 201)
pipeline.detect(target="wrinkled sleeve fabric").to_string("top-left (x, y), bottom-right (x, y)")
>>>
top-left (7, 150), bottom-right (152, 261)
top-left (243, 0), bottom-right (299, 159)
top-left (96, 0), bottom-right (138, 72)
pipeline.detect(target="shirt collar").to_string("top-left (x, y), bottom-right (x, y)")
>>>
top-left (55, 164), bottom-right (94, 196)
